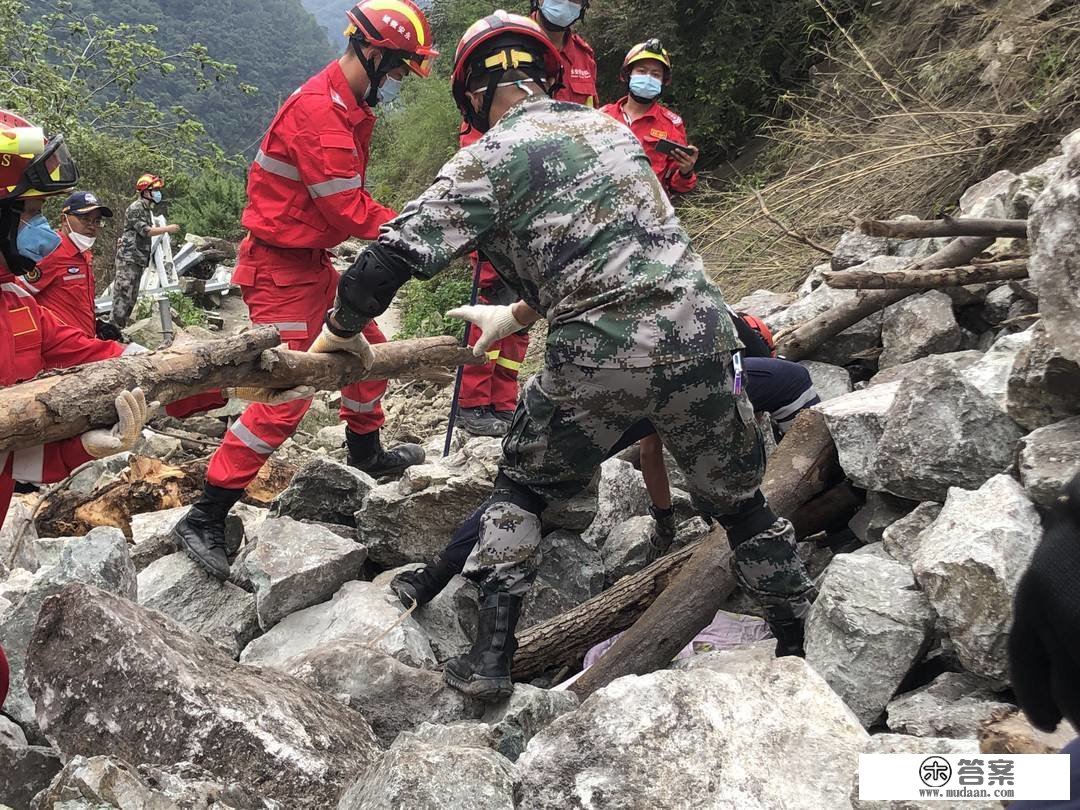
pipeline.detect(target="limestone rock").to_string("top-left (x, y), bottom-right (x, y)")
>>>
top-left (282, 639), bottom-right (479, 747)
top-left (1006, 323), bottom-right (1080, 430)
top-left (138, 552), bottom-right (260, 658)
top-left (811, 311), bottom-right (884, 366)
top-left (516, 658), bottom-right (867, 809)
top-left (882, 502), bottom-right (942, 565)
top-left (374, 567), bottom-right (478, 662)
top-left (831, 230), bottom-right (893, 272)
top-left (886, 672), bottom-right (1014, 738)
top-left (338, 734), bottom-right (514, 810)
top-left (1017, 416), bottom-right (1080, 506)
top-left (130, 504), bottom-right (243, 555)
top-left (133, 429), bottom-right (182, 459)
top-left (582, 459), bottom-right (650, 546)
top-left (1028, 135), bottom-right (1080, 364)
top-left (541, 494), bottom-right (598, 533)
top-left (960, 329), bottom-right (1034, 410)
top-left (241, 579), bottom-right (436, 669)
top-left (729, 289), bottom-right (796, 319)
top-left (237, 517), bottom-right (366, 630)
top-left (851, 734), bottom-right (992, 810)
top-left (805, 553), bottom-right (937, 727)
top-left (979, 711), bottom-right (1079, 754)
top-left (600, 515), bottom-right (654, 587)
top-left (959, 169), bottom-right (1019, 218)
top-left (0, 527), bottom-right (135, 740)
top-left (25, 584), bottom-right (380, 808)
top-left (314, 423), bottom-right (347, 451)
top-left (0, 726), bottom-right (61, 810)
top-left (848, 491), bottom-right (917, 544)
top-left (404, 720), bottom-right (520, 761)
top-left (0, 500), bottom-right (38, 573)
top-left (269, 456), bottom-right (376, 527)
top-left (1012, 153), bottom-right (1066, 218)
top-left (800, 361), bottom-right (853, 401)
top-left (62, 452), bottom-right (131, 496)
top-left (869, 351), bottom-right (983, 388)
top-left (520, 529), bottom-right (604, 630)
top-left (31, 537), bottom-right (70, 570)
top-left (815, 383), bottom-right (899, 490)
top-left (912, 475), bottom-right (1042, 680)
top-left (879, 291), bottom-right (963, 369)
top-left (480, 684), bottom-right (579, 761)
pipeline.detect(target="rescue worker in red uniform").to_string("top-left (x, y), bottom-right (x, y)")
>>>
top-left (174, 0), bottom-right (439, 580)
top-left (452, 1), bottom-right (597, 437)
top-left (0, 110), bottom-right (150, 534)
top-left (601, 40), bottom-right (699, 195)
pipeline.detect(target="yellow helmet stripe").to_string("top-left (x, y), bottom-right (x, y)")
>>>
top-left (0, 126), bottom-right (45, 157)
top-left (364, 0), bottom-right (426, 46)
top-left (629, 49), bottom-right (670, 67)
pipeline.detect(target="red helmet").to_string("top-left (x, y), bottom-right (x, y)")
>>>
top-left (135, 173), bottom-right (164, 192)
top-left (451, 11), bottom-right (561, 132)
top-left (0, 110), bottom-right (79, 204)
top-left (345, 0), bottom-right (438, 78)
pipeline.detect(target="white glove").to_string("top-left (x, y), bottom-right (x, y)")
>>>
top-left (122, 343), bottom-right (149, 355)
top-left (80, 388), bottom-right (149, 458)
top-left (224, 385), bottom-right (315, 405)
top-left (309, 324), bottom-right (374, 370)
top-left (446, 304), bottom-right (525, 357)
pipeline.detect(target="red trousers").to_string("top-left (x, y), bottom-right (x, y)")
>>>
top-left (458, 258), bottom-right (529, 413)
top-left (206, 238), bottom-right (387, 490)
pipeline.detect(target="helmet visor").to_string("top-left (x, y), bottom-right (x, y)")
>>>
top-left (21, 135), bottom-right (78, 196)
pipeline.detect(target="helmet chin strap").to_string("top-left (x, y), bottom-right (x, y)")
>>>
top-left (351, 38), bottom-right (396, 107)
top-left (0, 203), bottom-right (36, 277)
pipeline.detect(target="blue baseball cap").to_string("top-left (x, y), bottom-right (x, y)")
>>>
top-left (61, 190), bottom-right (113, 217)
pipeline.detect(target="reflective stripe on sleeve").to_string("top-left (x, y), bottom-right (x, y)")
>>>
top-left (11, 445), bottom-right (46, 483)
top-left (307, 175), bottom-right (363, 198)
top-left (228, 421), bottom-right (277, 456)
top-left (254, 149), bottom-right (301, 182)
top-left (341, 395), bottom-right (380, 413)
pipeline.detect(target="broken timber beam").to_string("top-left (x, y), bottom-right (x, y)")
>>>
top-left (857, 216), bottom-right (1028, 240)
top-left (823, 258), bottom-right (1029, 290)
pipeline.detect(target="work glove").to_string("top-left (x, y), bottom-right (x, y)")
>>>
top-left (80, 388), bottom-right (149, 458)
top-left (1008, 471), bottom-right (1080, 731)
top-left (95, 318), bottom-right (124, 342)
top-left (224, 385), bottom-right (315, 406)
top-left (446, 304), bottom-right (525, 357)
top-left (309, 323), bottom-right (374, 370)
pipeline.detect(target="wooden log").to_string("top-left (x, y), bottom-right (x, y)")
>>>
top-left (513, 410), bottom-right (839, 684)
top-left (823, 259), bottom-right (1028, 290)
top-left (857, 216), bottom-right (1028, 240)
top-left (790, 481), bottom-right (864, 539)
top-left (0, 328), bottom-right (479, 455)
top-left (775, 236), bottom-right (994, 361)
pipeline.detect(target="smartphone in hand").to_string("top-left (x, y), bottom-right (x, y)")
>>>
top-left (654, 138), bottom-right (686, 156)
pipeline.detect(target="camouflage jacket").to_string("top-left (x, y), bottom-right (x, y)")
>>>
top-left (114, 199), bottom-right (153, 267)
top-left (377, 95), bottom-right (738, 368)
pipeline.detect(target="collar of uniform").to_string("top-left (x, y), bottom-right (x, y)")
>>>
top-left (500, 93), bottom-right (554, 125)
top-left (615, 96), bottom-right (663, 123)
top-left (50, 232), bottom-right (83, 260)
top-left (324, 60), bottom-right (372, 127)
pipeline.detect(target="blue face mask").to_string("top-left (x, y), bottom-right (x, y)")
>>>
top-left (377, 76), bottom-right (402, 106)
top-left (16, 214), bottom-right (62, 263)
top-left (150, 190), bottom-right (163, 204)
top-left (629, 74), bottom-right (663, 100)
top-left (540, 0), bottom-right (582, 28)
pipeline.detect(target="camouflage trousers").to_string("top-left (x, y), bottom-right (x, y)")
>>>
top-left (110, 260), bottom-right (143, 328)
top-left (462, 353), bottom-right (816, 621)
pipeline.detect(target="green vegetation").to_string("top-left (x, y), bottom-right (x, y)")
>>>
top-left (394, 263), bottom-right (473, 341)
top-left (170, 170), bottom-right (248, 241)
top-left (134, 290), bottom-right (208, 327)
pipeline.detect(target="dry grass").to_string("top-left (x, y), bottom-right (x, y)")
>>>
top-left (682, 0), bottom-right (1080, 300)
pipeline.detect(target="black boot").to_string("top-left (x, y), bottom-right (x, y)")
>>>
top-left (444, 589), bottom-right (521, 701)
top-left (346, 428), bottom-right (424, 476)
top-left (173, 484), bottom-right (243, 581)
top-left (457, 406), bottom-right (508, 437)
top-left (390, 554), bottom-right (461, 608)
top-left (767, 616), bottom-right (808, 658)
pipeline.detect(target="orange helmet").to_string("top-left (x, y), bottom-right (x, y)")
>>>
top-left (452, 11), bottom-right (561, 133)
top-left (135, 173), bottom-right (164, 192)
top-left (621, 39), bottom-right (673, 82)
top-left (345, 0), bottom-right (438, 79)
top-left (0, 110), bottom-right (79, 204)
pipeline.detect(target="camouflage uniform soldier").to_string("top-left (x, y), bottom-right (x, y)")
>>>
top-left (321, 11), bottom-right (816, 700)
top-left (111, 174), bottom-right (179, 327)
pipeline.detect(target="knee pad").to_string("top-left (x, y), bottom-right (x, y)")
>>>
top-left (717, 491), bottom-right (778, 548)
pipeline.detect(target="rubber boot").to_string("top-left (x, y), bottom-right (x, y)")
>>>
top-left (767, 615), bottom-right (808, 658)
top-left (173, 484), bottom-right (243, 581)
top-left (444, 589), bottom-right (521, 701)
top-left (458, 406), bottom-right (508, 438)
top-left (390, 553), bottom-right (462, 608)
top-left (346, 428), bottom-right (424, 477)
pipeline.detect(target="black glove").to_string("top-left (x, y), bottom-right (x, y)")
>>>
top-left (646, 504), bottom-right (677, 563)
top-left (1008, 471), bottom-right (1080, 731)
top-left (95, 318), bottom-right (124, 342)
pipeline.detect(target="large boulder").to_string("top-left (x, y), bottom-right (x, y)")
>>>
top-left (1006, 323), bottom-right (1080, 430)
top-left (241, 580), bottom-right (437, 669)
top-left (520, 529), bottom-right (604, 630)
top-left (600, 515), bottom-right (654, 587)
top-left (0, 500), bottom-right (38, 573)
top-left (960, 329), bottom-right (1034, 410)
top-left (885, 672), bottom-right (1014, 738)
top-left (911, 475), bottom-right (1042, 680)
top-left (129, 505), bottom-right (244, 570)
top-left (815, 383), bottom-right (899, 489)
top-left (1028, 132), bottom-right (1080, 364)
top-left (373, 567), bottom-right (478, 661)
top-left (800, 360), bottom-right (853, 401)
top-left (582, 459), bottom-right (650, 546)
top-left (282, 639), bottom-right (479, 747)
top-left (515, 657), bottom-right (868, 809)
top-left (729, 289), bottom-right (796, 318)
top-left (805, 553), bottom-right (937, 727)
top-left (237, 517), bottom-right (367, 630)
top-left (0, 527), bottom-right (136, 740)
top-left (1017, 416), bottom-right (1080, 506)
top-left (269, 456), bottom-right (376, 526)
top-left (480, 684), bottom-right (579, 761)
top-left (830, 230), bottom-right (893, 271)
top-left (881, 501), bottom-right (942, 565)
top-left (0, 715), bottom-right (62, 809)
top-left (848, 491), bottom-right (917, 545)
top-left (1012, 151), bottom-right (1067, 218)
top-left (879, 291), bottom-right (962, 369)
top-left (25, 583), bottom-right (381, 808)
top-left (959, 169), bottom-right (1019, 218)
top-left (337, 733), bottom-right (514, 810)
top-left (137, 552), bottom-right (260, 658)
top-left (30, 755), bottom-right (280, 810)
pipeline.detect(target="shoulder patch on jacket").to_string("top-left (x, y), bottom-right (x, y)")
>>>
top-left (661, 107), bottom-right (683, 126)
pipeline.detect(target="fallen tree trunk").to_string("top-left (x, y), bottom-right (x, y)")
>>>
top-left (857, 216), bottom-right (1028, 240)
top-left (775, 236), bottom-right (994, 361)
top-left (0, 328), bottom-right (479, 455)
top-left (790, 481), bottom-right (864, 539)
top-left (513, 410), bottom-right (839, 684)
top-left (823, 258), bottom-right (1028, 290)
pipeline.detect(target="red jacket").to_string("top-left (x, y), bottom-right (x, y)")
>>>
top-left (601, 98), bottom-right (697, 194)
top-left (16, 231), bottom-right (97, 337)
top-left (553, 30), bottom-right (598, 107)
top-left (0, 269), bottom-right (128, 531)
top-left (240, 61), bottom-right (397, 252)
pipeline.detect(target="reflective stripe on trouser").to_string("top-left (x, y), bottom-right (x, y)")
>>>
top-left (463, 354), bottom-right (811, 601)
top-left (206, 248), bottom-right (387, 489)
top-left (459, 311), bottom-right (530, 411)
top-left (741, 357), bottom-right (821, 434)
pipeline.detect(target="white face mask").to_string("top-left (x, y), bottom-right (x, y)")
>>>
top-left (67, 229), bottom-right (96, 251)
